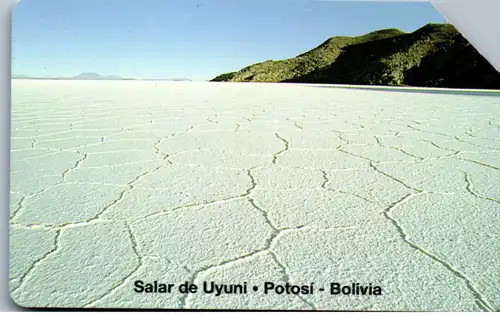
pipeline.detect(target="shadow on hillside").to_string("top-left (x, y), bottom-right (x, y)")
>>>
top-left (311, 85), bottom-right (500, 97)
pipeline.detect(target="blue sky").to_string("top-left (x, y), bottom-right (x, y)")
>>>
top-left (12, 0), bottom-right (446, 81)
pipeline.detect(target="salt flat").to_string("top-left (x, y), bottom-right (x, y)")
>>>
top-left (9, 80), bottom-right (500, 311)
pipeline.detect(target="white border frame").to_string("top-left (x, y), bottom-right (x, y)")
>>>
top-left (2, 0), bottom-right (499, 312)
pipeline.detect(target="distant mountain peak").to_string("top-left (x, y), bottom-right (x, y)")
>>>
top-left (12, 72), bottom-right (137, 81)
top-left (12, 73), bottom-right (196, 82)
top-left (77, 72), bottom-right (100, 76)
top-left (72, 72), bottom-right (117, 80)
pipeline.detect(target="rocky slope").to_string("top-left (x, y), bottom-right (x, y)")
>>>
top-left (211, 23), bottom-right (500, 89)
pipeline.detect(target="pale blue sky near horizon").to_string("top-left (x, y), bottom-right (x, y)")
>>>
top-left (12, 0), bottom-right (447, 81)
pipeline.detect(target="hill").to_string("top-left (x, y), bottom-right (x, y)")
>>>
top-left (211, 23), bottom-right (500, 89)
top-left (68, 73), bottom-right (136, 80)
top-left (12, 73), bottom-right (136, 81)
top-left (12, 73), bottom-right (194, 82)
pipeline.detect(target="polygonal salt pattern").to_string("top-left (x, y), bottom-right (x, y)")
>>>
top-left (9, 81), bottom-right (500, 311)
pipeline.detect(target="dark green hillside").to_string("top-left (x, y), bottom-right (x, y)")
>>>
top-left (211, 23), bottom-right (500, 89)
top-left (211, 28), bottom-right (404, 83)
top-left (404, 34), bottom-right (500, 89)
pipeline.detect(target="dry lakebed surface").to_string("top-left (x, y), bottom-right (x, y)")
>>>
top-left (9, 80), bottom-right (500, 311)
